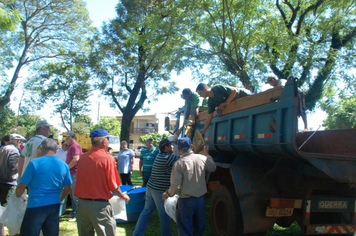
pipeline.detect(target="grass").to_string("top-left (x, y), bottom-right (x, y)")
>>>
top-left (58, 170), bottom-right (301, 236)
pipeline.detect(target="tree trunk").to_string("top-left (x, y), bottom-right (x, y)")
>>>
top-left (120, 114), bottom-right (132, 148)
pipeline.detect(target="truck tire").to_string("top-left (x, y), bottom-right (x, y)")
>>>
top-left (210, 183), bottom-right (244, 236)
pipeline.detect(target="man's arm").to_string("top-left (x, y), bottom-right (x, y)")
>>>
top-left (130, 156), bottom-right (134, 172)
top-left (16, 182), bottom-right (28, 198)
top-left (162, 163), bottom-right (181, 200)
top-left (139, 159), bottom-right (143, 176)
top-left (219, 88), bottom-right (236, 110)
top-left (60, 185), bottom-right (71, 202)
top-left (200, 113), bottom-right (213, 136)
top-left (184, 107), bottom-right (191, 120)
top-left (68, 155), bottom-right (80, 169)
top-left (113, 187), bottom-right (130, 203)
top-left (17, 157), bottom-right (24, 179)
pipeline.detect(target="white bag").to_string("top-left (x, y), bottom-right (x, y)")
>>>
top-left (109, 196), bottom-right (127, 221)
top-left (0, 190), bottom-right (27, 236)
top-left (164, 194), bottom-right (179, 223)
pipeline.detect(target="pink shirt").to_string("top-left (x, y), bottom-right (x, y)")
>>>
top-left (66, 140), bottom-right (83, 175)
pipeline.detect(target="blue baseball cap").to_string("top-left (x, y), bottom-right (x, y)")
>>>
top-left (177, 137), bottom-right (192, 151)
top-left (90, 129), bottom-right (109, 141)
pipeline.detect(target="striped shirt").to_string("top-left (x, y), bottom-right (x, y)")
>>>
top-left (140, 146), bottom-right (159, 172)
top-left (147, 152), bottom-right (179, 192)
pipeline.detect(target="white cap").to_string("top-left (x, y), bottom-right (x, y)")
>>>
top-left (10, 133), bottom-right (26, 141)
top-left (35, 120), bottom-right (52, 129)
top-left (168, 134), bottom-right (178, 142)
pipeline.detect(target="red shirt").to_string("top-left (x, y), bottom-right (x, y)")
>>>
top-left (66, 140), bottom-right (83, 175)
top-left (74, 147), bottom-right (121, 200)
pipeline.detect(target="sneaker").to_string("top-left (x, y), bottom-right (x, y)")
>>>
top-left (69, 217), bottom-right (76, 222)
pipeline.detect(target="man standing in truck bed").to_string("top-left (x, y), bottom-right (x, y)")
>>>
top-left (196, 83), bottom-right (252, 135)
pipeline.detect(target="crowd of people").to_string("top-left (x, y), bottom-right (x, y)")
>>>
top-left (0, 75), bottom-right (308, 235)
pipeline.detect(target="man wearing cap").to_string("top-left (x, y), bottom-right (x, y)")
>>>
top-left (163, 137), bottom-right (216, 236)
top-left (65, 131), bottom-right (83, 219)
top-left (266, 75), bottom-right (308, 131)
top-left (133, 138), bottom-right (180, 236)
top-left (18, 120), bottom-right (52, 178)
top-left (139, 137), bottom-right (159, 187)
top-left (74, 129), bottom-right (130, 236)
top-left (0, 133), bottom-right (26, 235)
top-left (266, 74), bottom-right (287, 88)
top-left (0, 134), bottom-right (25, 204)
top-left (16, 138), bottom-right (72, 236)
top-left (196, 83), bottom-right (252, 135)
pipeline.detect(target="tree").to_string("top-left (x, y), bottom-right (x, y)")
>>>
top-left (75, 115), bottom-right (93, 128)
top-left (187, 0), bottom-right (356, 110)
top-left (0, 105), bottom-right (16, 138)
top-left (320, 82), bottom-right (356, 129)
top-left (89, 0), bottom-right (189, 144)
top-left (30, 59), bottom-right (92, 131)
top-left (16, 114), bottom-right (41, 139)
top-left (139, 132), bottom-right (169, 148)
top-left (72, 122), bottom-right (90, 134)
top-left (0, 0), bottom-right (93, 113)
top-left (91, 117), bottom-right (121, 136)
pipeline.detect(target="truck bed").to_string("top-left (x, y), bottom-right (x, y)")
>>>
top-left (196, 80), bottom-right (356, 185)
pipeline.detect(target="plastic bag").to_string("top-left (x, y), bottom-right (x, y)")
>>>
top-left (0, 190), bottom-right (27, 236)
top-left (0, 205), bottom-right (5, 219)
top-left (164, 194), bottom-right (178, 223)
top-left (109, 196), bottom-right (127, 221)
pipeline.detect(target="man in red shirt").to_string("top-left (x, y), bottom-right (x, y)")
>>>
top-left (74, 129), bottom-right (129, 236)
top-left (65, 131), bottom-right (82, 219)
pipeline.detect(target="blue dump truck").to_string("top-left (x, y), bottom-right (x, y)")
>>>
top-left (192, 79), bottom-right (356, 235)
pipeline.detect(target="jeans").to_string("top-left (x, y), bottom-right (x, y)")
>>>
top-left (70, 173), bottom-right (78, 215)
top-left (142, 171), bottom-right (151, 187)
top-left (20, 204), bottom-right (60, 236)
top-left (176, 196), bottom-right (205, 236)
top-left (133, 187), bottom-right (172, 236)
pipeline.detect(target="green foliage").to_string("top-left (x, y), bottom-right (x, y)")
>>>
top-left (0, 105), bottom-right (16, 138)
top-left (75, 115), bottom-right (93, 128)
top-left (139, 132), bottom-right (169, 147)
top-left (0, 0), bottom-right (94, 113)
top-left (72, 122), bottom-right (90, 134)
top-left (16, 114), bottom-right (41, 139)
top-left (91, 117), bottom-right (121, 136)
top-left (30, 59), bottom-right (92, 131)
top-left (320, 95), bottom-right (356, 130)
top-left (0, 1), bottom-right (20, 32)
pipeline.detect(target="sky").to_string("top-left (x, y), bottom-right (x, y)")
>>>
top-left (9, 0), bottom-right (327, 132)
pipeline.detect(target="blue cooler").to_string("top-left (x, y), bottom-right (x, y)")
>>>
top-left (116, 185), bottom-right (146, 224)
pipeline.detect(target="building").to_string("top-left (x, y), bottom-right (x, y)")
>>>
top-left (115, 112), bottom-right (178, 150)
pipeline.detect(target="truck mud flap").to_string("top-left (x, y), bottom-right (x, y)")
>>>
top-left (230, 159), bottom-right (279, 233)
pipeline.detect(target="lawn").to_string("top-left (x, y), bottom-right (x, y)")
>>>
top-left (59, 170), bottom-right (301, 236)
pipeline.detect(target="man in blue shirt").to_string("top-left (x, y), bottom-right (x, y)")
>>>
top-left (16, 139), bottom-right (72, 236)
top-left (139, 137), bottom-right (159, 187)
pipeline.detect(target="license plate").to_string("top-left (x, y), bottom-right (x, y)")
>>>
top-left (266, 207), bottom-right (293, 217)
